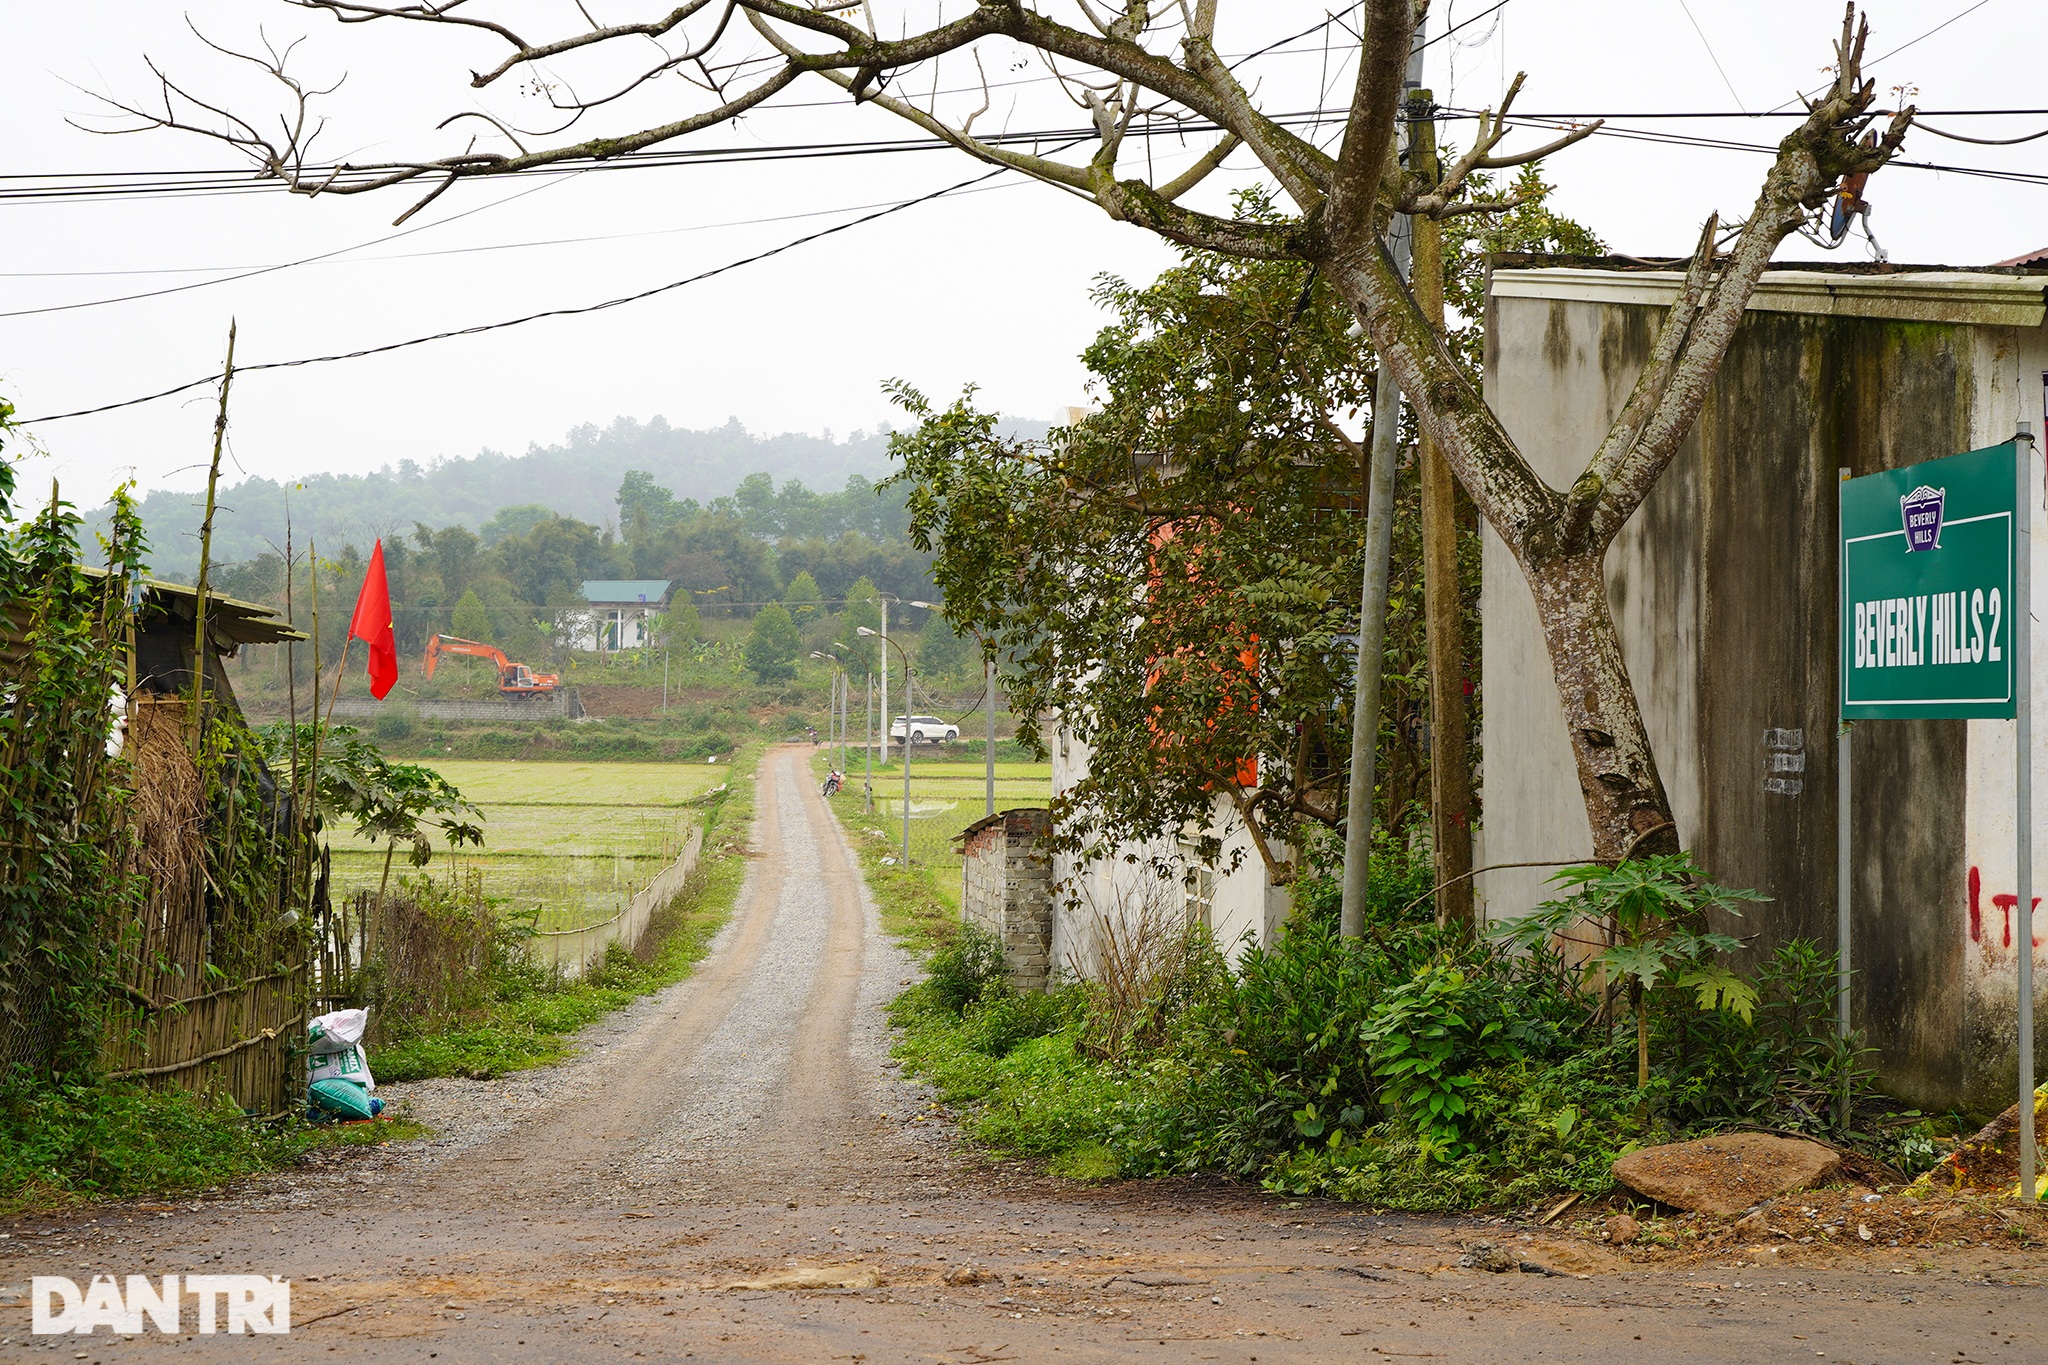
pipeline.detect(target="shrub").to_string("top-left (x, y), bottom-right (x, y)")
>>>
top-left (920, 924), bottom-right (1007, 1015)
top-left (889, 838), bottom-right (1911, 1208)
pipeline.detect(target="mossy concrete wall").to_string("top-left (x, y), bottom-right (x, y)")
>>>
top-left (1481, 264), bottom-right (2048, 1114)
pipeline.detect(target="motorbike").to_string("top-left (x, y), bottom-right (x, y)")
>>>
top-left (821, 770), bottom-right (844, 797)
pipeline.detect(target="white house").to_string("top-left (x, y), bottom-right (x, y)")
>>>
top-left (1047, 722), bottom-right (1292, 982)
top-left (563, 579), bottom-right (671, 653)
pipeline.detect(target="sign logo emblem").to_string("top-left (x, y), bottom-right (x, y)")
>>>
top-left (1900, 484), bottom-right (1946, 552)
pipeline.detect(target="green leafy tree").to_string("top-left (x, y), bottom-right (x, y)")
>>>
top-left (743, 603), bottom-right (802, 683)
top-left (667, 599), bottom-right (702, 645)
top-left (915, 612), bottom-right (975, 683)
top-left (837, 576), bottom-right (883, 673)
top-left (783, 570), bottom-right (822, 622)
top-left (479, 503), bottom-right (554, 546)
top-left (261, 722), bottom-right (484, 906)
top-left (891, 222), bottom-right (1379, 882)
top-left (0, 462), bottom-right (152, 1075)
top-left (616, 469), bottom-right (687, 537)
top-left (450, 588), bottom-right (493, 644)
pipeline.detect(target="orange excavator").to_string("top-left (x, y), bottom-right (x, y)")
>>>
top-left (422, 634), bottom-right (562, 698)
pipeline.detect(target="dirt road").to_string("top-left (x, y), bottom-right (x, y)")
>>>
top-left (4, 746), bottom-right (2044, 1362)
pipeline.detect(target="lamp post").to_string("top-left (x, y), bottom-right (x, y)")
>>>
top-left (821, 641), bottom-right (858, 773)
top-left (909, 599), bottom-right (995, 818)
top-left (858, 625), bottom-right (913, 867)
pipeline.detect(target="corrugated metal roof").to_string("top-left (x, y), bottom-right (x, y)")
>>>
top-left (581, 579), bottom-right (672, 604)
top-left (1490, 258), bottom-right (2048, 328)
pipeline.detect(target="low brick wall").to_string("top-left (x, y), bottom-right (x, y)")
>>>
top-left (960, 808), bottom-right (1053, 993)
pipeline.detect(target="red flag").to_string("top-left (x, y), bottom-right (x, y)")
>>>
top-left (348, 539), bottom-right (399, 700)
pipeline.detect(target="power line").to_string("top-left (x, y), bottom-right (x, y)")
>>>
top-left (0, 115), bottom-right (1282, 206)
top-left (0, 172), bottom-right (569, 319)
top-left (16, 147), bottom-right (1083, 427)
top-left (1674, 0), bottom-right (1746, 112)
top-left (1476, 110), bottom-right (2048, 189)
top-left (0, 182), bottom-right (1028, 279)
top-left (1764, 0), bottom-right (2002, 114)
top-left (13, 97), bottom-right (2047, 209)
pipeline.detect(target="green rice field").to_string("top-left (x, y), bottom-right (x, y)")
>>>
top-left (329, 760), bottom-right (729, 931)
top-left (820, 754), bottom-right (1053, 912)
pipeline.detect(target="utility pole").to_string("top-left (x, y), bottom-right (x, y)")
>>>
top-left (878, 596), bottom-right (891, 764)
top-left (1340, 23), bottom-right (1427, 939)
top-left (985, 656), bottom-right (997, 818)
top-left (864, 673), bottom-right (875, 811)
top-left (1409, 90), bottom-right (1476, 936)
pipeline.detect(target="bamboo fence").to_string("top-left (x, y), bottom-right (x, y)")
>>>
top-left (95, 698), bottom-right (310, 1117)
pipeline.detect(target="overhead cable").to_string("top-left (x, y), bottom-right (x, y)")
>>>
top-left (16, 149), bottom-right (1079, 427)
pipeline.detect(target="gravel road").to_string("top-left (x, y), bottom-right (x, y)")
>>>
top-left (3, 746), bottom-right (2044, 1363)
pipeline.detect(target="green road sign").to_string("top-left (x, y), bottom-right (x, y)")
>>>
top-left (1840, 441), bottom-right (2020, 719)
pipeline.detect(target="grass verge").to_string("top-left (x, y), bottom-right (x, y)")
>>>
top-left (0, 1081), bottom-right (428, 1216)
top-left (828, 777), bottom-right (1945, 1213)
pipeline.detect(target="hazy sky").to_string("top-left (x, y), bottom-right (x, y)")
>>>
top-left (4, 1), bottom-right (2043, 499)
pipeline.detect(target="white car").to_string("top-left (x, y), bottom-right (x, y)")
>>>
top-left (890, 714), bottom-right (959, 744)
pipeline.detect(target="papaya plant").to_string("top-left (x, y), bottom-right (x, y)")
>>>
top-left (1492, 854), bottom-right (1767, 1088)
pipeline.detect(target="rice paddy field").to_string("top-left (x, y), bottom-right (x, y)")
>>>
top-left (327, 760), bottom-right (729, 931)
top-left (819, 752), bottom-right (1054, 912)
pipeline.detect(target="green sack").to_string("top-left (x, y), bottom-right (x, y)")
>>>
top-left (308, 1077), bottom-right (377, 1122)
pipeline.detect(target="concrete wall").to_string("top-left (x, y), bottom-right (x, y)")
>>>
top-left (528, 824), bottom-right (703, 979)
top-left (329, 692), bottom-right (585, 722)
top-left (961, 808), bottom-right (1055, 992)
top-left (1480, 264), bottom-right (2048, 1113)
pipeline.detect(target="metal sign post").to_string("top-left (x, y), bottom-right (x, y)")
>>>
top-left (2017, 425), bottom-right (2037, 1204)
top-left (1837, 468), bottom-right (1854, 1054)
top-left (1841, 438), bottom-right (2036, 1202)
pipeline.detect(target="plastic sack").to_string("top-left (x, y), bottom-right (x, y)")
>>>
top-left (306, 1008), bottom-right (368, 1056)
top-left (307, 1078), bottom-right (379, 1122)
top-left (308, 1042), bottom-right (374, 1091)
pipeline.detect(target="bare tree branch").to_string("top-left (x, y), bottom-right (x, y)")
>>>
top-left (1401, 73), bottom-right (1603, 218)
top-left (1582, 3), bottom-right (1913, 543)
top-left (1155, 131), bottom-right (1239, 203)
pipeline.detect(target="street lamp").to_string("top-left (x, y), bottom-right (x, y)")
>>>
top-left (812, 647), bottom-right (857, 773)
top-left (910, 599), bottom-right (997, 819)
top-left (858, 625), bottom-right (913, 867)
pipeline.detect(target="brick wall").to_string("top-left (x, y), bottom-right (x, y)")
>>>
top-left (960, 808), bottom-right (1054, 993)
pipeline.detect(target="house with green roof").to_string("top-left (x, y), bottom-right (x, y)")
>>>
top-left (566, 579), bottom-right (672, 653)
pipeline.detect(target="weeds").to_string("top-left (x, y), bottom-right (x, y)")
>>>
top-left (0, 1080), bottom-right (417, 1214)
top-left (881, 834), bottom-right (1921, 1212)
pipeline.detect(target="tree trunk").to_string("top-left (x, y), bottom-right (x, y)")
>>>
top-left (1521, 550), bottom-right (1679, 864)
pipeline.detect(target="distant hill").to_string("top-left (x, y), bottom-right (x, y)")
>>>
top-left (111, 415), bottom-right (921, 578)
top-left (115, 413), bottom-right (1054, 578)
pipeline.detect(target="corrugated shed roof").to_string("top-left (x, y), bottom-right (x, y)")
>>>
top-left (581, 579), bottom-right (672, 604)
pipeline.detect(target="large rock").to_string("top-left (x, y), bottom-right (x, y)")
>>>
top-left (1612, 1132), bottom-right (1841, 1215)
